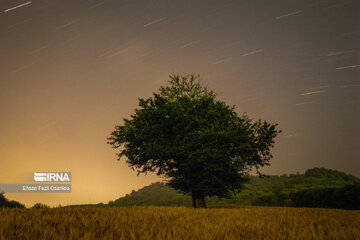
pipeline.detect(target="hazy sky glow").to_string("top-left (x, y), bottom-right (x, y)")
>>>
top-left (0, 0), bottom-right (359, 207)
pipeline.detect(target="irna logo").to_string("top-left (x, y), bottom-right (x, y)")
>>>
top-left (34, 172), bottom-right (71, 182)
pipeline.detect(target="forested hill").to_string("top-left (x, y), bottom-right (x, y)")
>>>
top-left (107, 168), bottom-right (360, 209)
top-left (0, 193), bottom-right (24, 208)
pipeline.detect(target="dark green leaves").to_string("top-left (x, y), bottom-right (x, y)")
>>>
top-left (108, 74), bottom-right (281, 199)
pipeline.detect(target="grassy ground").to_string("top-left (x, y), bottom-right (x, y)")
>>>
top-left (0, 206), bottom-right (359, 240)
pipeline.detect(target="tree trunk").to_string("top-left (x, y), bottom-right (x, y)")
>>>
top-left (192, 193), bottom-right (196, 208)
top-left (195, 197), bottom-right (206, 208)
top-left (191, 192), bottom-right (207, 208)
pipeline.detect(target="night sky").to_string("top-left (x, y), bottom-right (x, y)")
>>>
top-left (0, 0), bottom-right (359, 206)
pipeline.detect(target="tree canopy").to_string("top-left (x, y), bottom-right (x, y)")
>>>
top-left (108, 74), bottom-right (280, 207)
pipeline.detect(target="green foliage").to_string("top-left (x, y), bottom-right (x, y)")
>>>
top-left (65, 203), bottom-right (105, 208)
top-left (290, 184), bottom-right (360, 210)
top-left (32, 203), bottom-right (50, 209)
top-left (0, 193), bottom-right (25, 208)
top-left (109, 182), bottom-right (192, 207)
top-left (106, 168), bottom-right (360, 209)
top-left (108, 74), bottom-right (280, 202)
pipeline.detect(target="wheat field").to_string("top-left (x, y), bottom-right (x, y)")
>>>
top-left (0, 206), bottom-right (359, 240)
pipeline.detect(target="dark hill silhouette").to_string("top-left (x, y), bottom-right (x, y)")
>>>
top-left (0, 193), bottom-right (24, 208)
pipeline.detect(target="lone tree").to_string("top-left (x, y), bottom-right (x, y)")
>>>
top-left (108, 74), bottom-right (280, 208)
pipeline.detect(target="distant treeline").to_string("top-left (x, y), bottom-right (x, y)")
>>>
top-left (250, 168), bottom-right (360, 209)
top-left (0, 193), bottom-right (24, 208)
top-left (105, 168), bottom-right (360, 210)
top-left (290, 184), bottom-right (360, 209)
top-left (252, 184), bottom-right (360, 210)
top-left (2, 168), bottom-right (360, 210)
